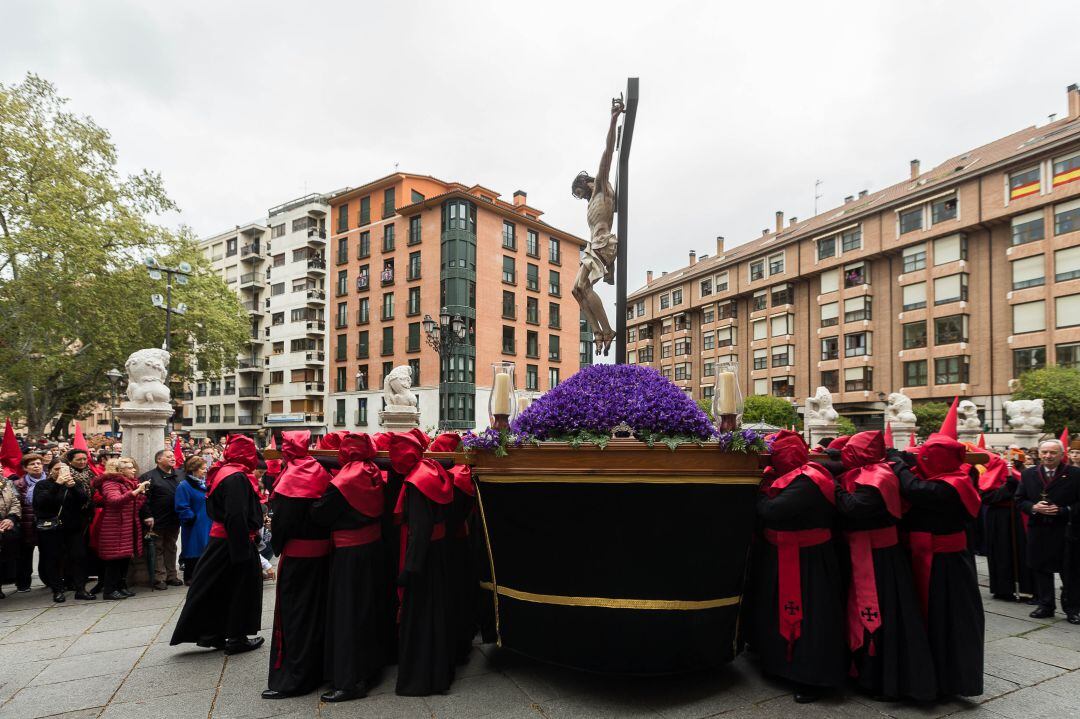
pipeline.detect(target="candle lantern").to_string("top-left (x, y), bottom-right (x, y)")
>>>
top-left (489, 361), bottom-right (518, 431)
top-left (711, 360), bottom-right (744, 432)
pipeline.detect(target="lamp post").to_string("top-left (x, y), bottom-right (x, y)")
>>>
top-left (423, 307), bottom-right (468, 429)
top-left (105, 367), bottom-right (123, 436)
top-left (144, 257), bottom-right (192, 353)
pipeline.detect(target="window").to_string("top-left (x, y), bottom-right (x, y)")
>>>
top-left (716, 326), bottom-right (736, 347)
top-left (903, 321), bottom-right (927, 349)
top-left (904, 360), bottom-right (928, 387)
top-left (628, 327), bottom-right (637, 344)
top-left (271, 223), bottom-right (285, 239)
top-left (661, 342), bottom-right (672, 359)
top-left (526, 230), bottom-right (539, 257)
top-left (526, 331), bottom-right (538, 358)
top-left (1056, 294), bottom-right (1080, 328)
top-left (359, 196), bottom-right (370, 225)
top-left (526, 263), bottom-right (539, 291)
top-left (381, 326), bottom-right (394, 355)
top-left (357, 297), bottom-right (370, 324)
top-left (753, 379), bottom-right (768, 396)
top-left (336, 237), bottom-right (348, 264)
top-left (703, 361), bottom-right (715, 377)
top-left (844, 366), bottom-right (873, 392)
top-left (407, 287), bottom-right (420, 316)
top-left (335, 367), bottom-right (347, 393)
top-left (1057, 342), bottom-right (1080, 369)
top-left (899, 207), bottom-right (923, 234)
top-left (337, 203), bottom-right (349, 233)
top-left (841, 227), bottom-right (862, 253)
top-left (382, 292), bottom-right (395, 320)
top-left (772, 376), bottom-right (795, 398)
top-left (1053, 151), bottom-right (1080, 188)
top-left (931, 196), bottom-right (957, 224)
top-left (661, 320), bottom-right (672, 335)
top-left (269, 371), bottom-right (283, 385)
top-left (1009, 167), bottom-right (1041, 200)
top-left (674, 363), bottom-right (691, 381)
top-left (820, 370), bottom-right (839, 393)
top-left (934, 234), bottom-right (966, 265)
top-left (502, 221), bottom-right (516, 250)
top-left (210, 405), bottom-right (220, 423)
top-left (933, 273), bottom-right (967, 305)
top-left (703, 331), bottom-right (715, 351)
top-left (820, 269), bottom-right (839, 294)
top-left (753, 348), bottom-right (768, 370)
top-left (354, 234), bottom-right (369, 262)
top-left (752, 291), bottom-right (767, 312)
top-left (902, 244), bottom-right (927, 273)
top-left (902, 282), bottom-right (927, 310)
top-left (717, 301), bottom-right (737, 320)
top-left (702, 305), bottom-right (715, 323)
top-left (502, 256), bottom-right (515, 284)
top-left (1005, 255), bottom-right (1046, 291)
top-left (272, 253), bottom-right (285, 268)
top-left (271, 282), bottom-right (285, 296)
top-left (844, 296), bottom-right (871, 322)
top-left (771, 345), bottom-right (792, 368)
top-left (770, 313), bottom-right (793, 337)
top-left (408, 251), bottom-right (421, 280)
top-left (715, 272), bottom-right (729, 292)
top-left (549, 368), bottom-right (560, 389)
top-left (383, 224), bottom-right (395, 252)
top-left (935, 314), bottom-right (969, 344)
top-left (209, 380), bottom-right (220, 397)
top-left (659, 293), bottom-right (670, 309)
top-left (638, 346), bottom-right (653, 362)
top-left (700, 279), bottom-right (713, 297)
top-left (526, 297), bottom-right (539, 324)
top-left (335, 334), bottom-right (347, 361)
top-left (752, 319), bottom-right (767, 341)
top-left (549, 302), bottom-right (561, 329)
top-left (549, 334), bottom-right (561, 363)
top-left (502, 291), bottom-right (516, 319)
top-left (771, 284), bottom-right (793, 306)
top-left (820, 302), bottom-right (839, 327)
top-left (674, 338), bottom-right (692, 356)
top-left (1056, 246), bottom-right (1080, 282)
top-left (336, 270), bottom-right (348, 296)
top-left (411, 189), bottom-right (425, 204)
top-left (844, 262), bottom-right (867, 288)
top-left (934, 356), bottom-right (969, 385)
top-left (524, 364), bottom-right (539, 391)
top-left (407, 216), bottom-right (421, 245)
top-left (383, 187), bottom-right (395, 218)
top-left (336, 302), bottom-right (348, 328)
top-left (768, 253), bottom-right (785, 275)
top-left (357, 330), bottom-right (369, 358)
top-left (271, 312), bottom-right (285, 326)
top-left (672, 289), bottom-right (683, 305)
top-left (549, 238), bottom-right (561, 264)
top-left (817, 236), bottom-right (836, 260)
top-left (356, 397), bottom-right (368, 425)
top-left (1012, 210), bottom-right (1045, 246)
top-left (1013, 347), bottom-right (1046, 377)
top-left (549, 270), bottom-right (561, 296)
top-left (1056, 199), bottom-right (1080, 235)
top-left (750, 260), bottom-right (765, 281)
top-left (821, 337), bottom-right (838, 361)
top-left (502, 326), bottom-right (516, 354)
top-left (844, 332), bottom-right (870, 357)
top-left (380, 259), bottom-right (395, 285)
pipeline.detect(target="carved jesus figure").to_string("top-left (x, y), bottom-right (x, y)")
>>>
top-left (572, 97), bottom-right (624, 355)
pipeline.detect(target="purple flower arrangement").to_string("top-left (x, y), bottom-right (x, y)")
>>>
top-left (461, 364), bottom-right (767, 454)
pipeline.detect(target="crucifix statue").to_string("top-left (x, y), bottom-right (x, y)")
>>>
top-left (572, 96), bottom-right (625, 356)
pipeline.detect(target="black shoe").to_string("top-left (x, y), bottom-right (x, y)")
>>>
top-left (225, 636), bottom-right (264, 655)
top-left (261, 689), bottom-right (293, 700)
top-left (16, 587), bottom-right (30, 593)
top-left (103, 591), bottom-right (128, 600)
top-left (794, 689), bottom-right (820, 704)
top-left (1030, 607), bottom-right (1055, 619)
top-left (0, 588), bottom-right (5, 599)
top-left (196, 635), bottom-right (226, 650)
top-left (1025, 596), bottom-right (1041, 605)
top-left (119, 588), bottom-right (135, 597)
top-left (1068, 613), bottom-right (1080, 625)
top-left (74, 591), bottom-right (96, 601)
top-left (320, 688), bottom-right (363, 703)
top-left (165, 578), bottom-right (184, 587)
top-left (52, 591), bottom-right (66, 603)
top-left (152, 581), bottom-right (168, 591)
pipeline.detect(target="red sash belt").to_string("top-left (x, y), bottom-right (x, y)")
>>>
top-left (763, 527), bottom-right (832, 659)
top-left (906, 530), bottom-right (967, 621)
top-left (844, 526), bottom-right (898, 656)
top-left (281, 538), bottom-right (331, 558)
top-left (332, 525), bottom-right (381, 548)
top-left (208, 521), bottom-right (257, 541)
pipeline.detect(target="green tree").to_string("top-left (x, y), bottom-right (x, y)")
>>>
top-left (912, 401), bottom-right (950, 438)
top-left (696, 398), bottom-right (713, 420)
top-left (743, 395), bottom-right (799, 429)
top-left (835, 416), bottom-right (857, 436)
top-left (0, 74), bottom-right (247, 434)
top-left (1013, 366), bottom-right (1080, 437)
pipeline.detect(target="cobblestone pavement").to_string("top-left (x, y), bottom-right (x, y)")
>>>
top-left (0, 557), bottom-right (1077, 719)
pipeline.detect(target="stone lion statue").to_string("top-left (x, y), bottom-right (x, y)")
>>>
top-left (957, 400), bottom-right (982, 431)
top-left (885, 392), bottom-right (917, 424)
top-left (1004, 399), bottom-right (1045, 431)
top-left (804, 386), bottom-right (838, 423)
top-left (124, 348), bottom-right (171, 405)
top-left (383, 364), bottom-right (417, 411)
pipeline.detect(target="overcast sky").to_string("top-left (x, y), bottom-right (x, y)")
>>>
top-left (4, 0), bottom-right (1079, 310)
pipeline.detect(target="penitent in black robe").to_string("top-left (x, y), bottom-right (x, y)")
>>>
top-left (171, 472), bottom-right (263, 645)
top-left (381, 467), bottom-right (405, 665)
top-left (396, 483), bottom-right (454, 696)
top-left (266, 495), bottom-right (331, 695)
top-left (894, 461), bottom-right (984, 697)
top-left (981, 476), bottom-right (1035, 599)
top-left (749, 477), bottom-right (846, 689)
top-left (446, 484), bottom-right (478, 664)
top-left (310, 486), bottom-right (385, 695)
top-left (835, 483), bottom-right (937, 701)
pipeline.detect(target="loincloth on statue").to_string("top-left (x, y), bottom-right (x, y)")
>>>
top-left (583, 234), bottom-right (617, 284)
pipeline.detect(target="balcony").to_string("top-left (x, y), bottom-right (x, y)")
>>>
top-left (307, 228), bottom-right (326, 247)
top-left (239, 272), bottom-right (260, 287)
top-left (181, 417), bottom-right (193, 426)
top-left (305, 351), bottom-right (325, 365)
top-left (237, 414), bottom-right (262, 426)
top-left (240, 243), bottom-right (263, 261)
top-left (238, 387), bottom-right (261, 400)
top-left (179, 391), bottom-right (193, 401)
top-left (307, 257), bottom-right (326, 276)
top-left (305, 320), bottom-right (326, 334)
top-left (304, 382), bottom-right (325, 393)
top-left (241, 300), bottom-right (264, 316)
top-left (247, 333), bottom-right (264, 345)
top-left (237, 358), bottom-right (263, 372)
top-left (306, 289), bottom-right (325, 305)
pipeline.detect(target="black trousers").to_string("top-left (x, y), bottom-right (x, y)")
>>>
top-left (182, 556), bottom-right (200, 584)
top-left (102, 557), bottom-right (130, 595)
top-left (1034, 569), bottom-right (1075, 612)
top-left (15, 542), bottom-right (44, 591)
top-left (37, 530), bottom-right (86, 593)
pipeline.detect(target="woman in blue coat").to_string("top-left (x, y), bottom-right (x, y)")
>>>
top-left (175, 456), bottom-right (211, 585)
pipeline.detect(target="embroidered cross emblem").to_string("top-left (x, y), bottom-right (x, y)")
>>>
top-left (861, 607), bottom-right (879, 622)
top-left (784, 601), bottom-right (800, 615)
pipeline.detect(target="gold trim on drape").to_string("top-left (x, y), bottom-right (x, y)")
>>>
top-left (478, 582), bottom-right (740, 611)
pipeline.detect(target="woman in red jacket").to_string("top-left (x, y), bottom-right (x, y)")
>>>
top-left (97, 457), bottom-right (149, 600)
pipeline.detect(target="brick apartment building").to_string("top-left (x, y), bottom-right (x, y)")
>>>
top-left (326, 173), bottom-right (590, 431)
top-left (627, 84), bottom-right (1080, 431)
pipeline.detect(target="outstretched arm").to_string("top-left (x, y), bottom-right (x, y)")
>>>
top-left (597, 100), bottom-right (624, 187)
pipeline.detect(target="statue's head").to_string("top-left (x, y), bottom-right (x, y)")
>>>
top-left (386, 365), bottom-right (413, 389)
top-left (125, 348), bottom-right (169, 383)
top-left (571, 171), bottom-right (594, 201)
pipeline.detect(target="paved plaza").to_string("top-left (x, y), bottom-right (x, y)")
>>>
top-left (0, 558), bottom-right (1078, 719)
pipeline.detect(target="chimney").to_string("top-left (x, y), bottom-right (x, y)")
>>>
top-left (716, 236), bottom-right (725, 255)
top-left (844, 195), bottom-right (854, 204)
top-left (910, 159), bottom-right (920, 179)
top-left (775, 211), bottom-right (784, 233)
top-left (512, 190), bottom-right (527, 207)
top-left (762, 228), bottom-right (770, 237)
top-left (858, 189), bottom-right (868, 198)
top-left (646, 270), bottom-right (653, 283)
top-left (662, 271), bottom-right (668, 276)
top-left (789, 216), bottom-right (798, 227)
top-left (1069, 84), bottom-right (1080, 120)
top-left (689, 250), bottom-right (697, 265)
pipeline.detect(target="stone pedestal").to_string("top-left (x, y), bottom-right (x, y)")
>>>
top-left (888, 421), bottom-right (917, 449)
top-left (957, 427), bottom-right (982, 446)
top-left (1011, 429), bottom-right (1042, 450)
top-left (806, 422), bottom-right (839, 450)
top-left (114, 403), bottom-right (172, 474)
top-left (379, 407), bottom-right (420, 431)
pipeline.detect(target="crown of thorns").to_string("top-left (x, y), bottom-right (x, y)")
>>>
top-left (571, 171), bottom-right (592, 196)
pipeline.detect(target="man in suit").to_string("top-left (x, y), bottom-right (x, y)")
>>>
top-left (1015, 439), bottom-right (1080, 623)
top-left (139, 449), bottom-right (182, 590)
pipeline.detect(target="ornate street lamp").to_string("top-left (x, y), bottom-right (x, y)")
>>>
top-left (423, 307), bottom-right (469, 429)
top-left (105, 367), bottom-right (123, 435)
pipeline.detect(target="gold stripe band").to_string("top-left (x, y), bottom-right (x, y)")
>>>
top-left (476, 475), bottom-right (760, 485)
top-left (477, 581), bottom-right (740, 611)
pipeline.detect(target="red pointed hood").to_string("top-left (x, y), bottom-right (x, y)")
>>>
top-left (763, 430), bottom-right (834, 504)
top-left (915, 433), bottom-right (980, 517)
top-left (281, 430), bottom-right (311, 461)
top-left (316, 431), bottom-right (345, 451)
top-left (73, 424), bottom-right (89, 453)
top-left (272, 430), bottom-right (332, 499)
top-left (840, 431), bottom-right (901, 518)
top-left (372, 433), bottom-right (391, 451)
top-left (977, 433), bottom-right (987, 450)
top-left (939, 396), bottom-right (960, 440)
top-left (389, 431), bottom-right (453, 506)
top-left (428, 433), bottom-right (461, 453)
top-left (331, 432), bottom-right (383, 517)
top-left (408, 428), bottom-right (432, 450)
top-left (339, 432), bottom-right (377, 463)
top-left (207, 434), bottom-right (259, 497)
top-left (769, 430), bottom-right (809, 475)
top-left (842, 431), bottom-right (886, 470)
top-left (1, 418), bottom-right (23, 477)
top-left (883, 422), bottom-right (893, 449)
top-left (827, 435), bottom-right (851, 451)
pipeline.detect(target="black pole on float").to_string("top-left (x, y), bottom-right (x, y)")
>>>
top-left (614, 77), bottom-right (639, 365)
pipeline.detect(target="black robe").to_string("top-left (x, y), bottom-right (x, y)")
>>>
top-left (1015, 465), bottom-right (1080, 573)
top-left (894, 461), bottom-right (984, 697)
top-left (749, 477), bottom-right (846, 689)
top-left (395, 483), bottom-right (454, 696)
top-left (266, 494), bottom-right (331, 695)
top-left (981, 477), bottom-right (1035, 598)
top-left (171, 472), bottom-right (263, 645)
top-left (381, 467), bottom-right (404, 665)
top-left (310, 486), bottom-right (385, 694)
top-left (446, 485), bottom-right (478, 664)
top-left (835, 483), bottom-right (937, 701)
